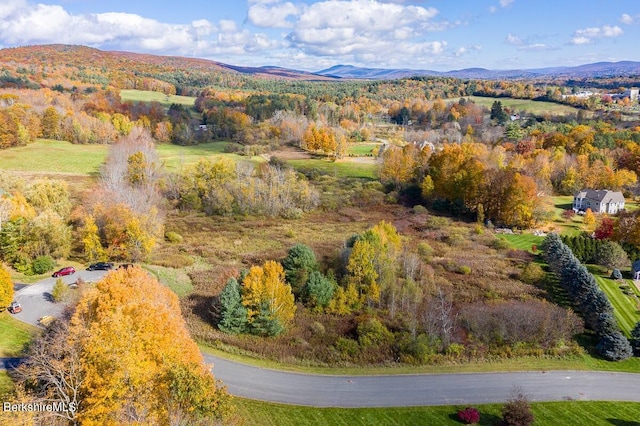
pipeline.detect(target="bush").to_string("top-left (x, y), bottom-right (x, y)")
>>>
top-left (520, 262), bottom-right (546, 284)
top-left (51, 278), bottom-right (69, 303)
top-left (31, 255), bottom-right (56, 275)
top-left (631, 321), bottom-right (640, 356)
top-left (164, 231), bottom-right (183, 243)
top-left (458, 265), bottom-right (472, 275)
top-left (611, 268), bottom-right (623, 280)
top-left (457, 406), bottom-right (480, 424)
top-left (501, 387), bottom-right (534, 426)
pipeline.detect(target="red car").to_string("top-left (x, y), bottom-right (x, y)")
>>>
top-left (52, 266), bottom-right (76, 278)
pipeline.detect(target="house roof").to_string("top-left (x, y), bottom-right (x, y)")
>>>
top-left (575, 189), bottom-right (625, 204)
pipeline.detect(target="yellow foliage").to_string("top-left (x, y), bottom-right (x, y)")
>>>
top-left (242, 260), bottom-right (296, 326)
top-left (70, 267), bottom-right (231, 424)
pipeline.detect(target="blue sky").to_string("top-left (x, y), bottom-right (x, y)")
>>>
top-left (0, 0), bottom-right (639, 71)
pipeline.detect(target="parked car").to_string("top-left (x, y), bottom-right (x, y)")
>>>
top-left (87, 262), bottom-right (114, 271)
top-left (52, 266), bottom-right (76, 277)
top-left (8, 301), bottom-right (22, 314)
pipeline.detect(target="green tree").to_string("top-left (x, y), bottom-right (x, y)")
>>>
top-left (217, 277), bottom-right (248, 334)
top-left (282, 243), bottom-right (318, 296)
top-left (51, 278), bottom-right (68, 303)
top-left (593, 240), bottom-right (629, 272)
top-left (302, 271), bottom-right (335, 310)
top-left (0, 265), bottom-right (13, 309)
top-left (490, 101), bottom-right (508, 124)
top-left (631, 321), bottom-right (640, 356)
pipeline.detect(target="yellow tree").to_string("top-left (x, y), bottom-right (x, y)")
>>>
top-left (241, 260), bottom-right (296, 336)
top-left (0, 265), bottom-right (13, 309)
top-left (70, 267), bottom-right (232, 424)
top-left (583, 208), bottom-right (596, 230)
top-left (347, 237), bottom-right (379, 306)
top-left (82, 215), bottom-right (105, 261)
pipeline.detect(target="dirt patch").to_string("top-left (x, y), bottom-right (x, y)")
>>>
top-left (267, 146), bottom-right (313, 160)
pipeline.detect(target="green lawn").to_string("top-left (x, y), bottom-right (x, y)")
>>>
top-left (156, 142), bottom-right (265, 171)
top-left (289, 158), bottom-right (377, 179)
top-left (235, 399), bottom-right (640, 426)
top-left (450, 96), bottom-right (583, 116)
top-left (594, 275), bottom-right (640, 336)
top-left (120, 89), bottom-right (196, 108)
top-left (348, 143), bottom-right (381, 157)
top-left (0, 313), bottom-right (37, 357)
top-left (497, 233), bottom-right (544, 253)
top-left (0, 139), bottom-right (107, 175)
top-left (144, 265), bottom-right (194, 298)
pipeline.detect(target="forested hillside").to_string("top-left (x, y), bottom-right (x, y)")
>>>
top-left (1, 44), bottom-right (640, 376)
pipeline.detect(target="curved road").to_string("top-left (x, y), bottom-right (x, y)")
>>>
top-left (9, 274), bottom-right (640, 407)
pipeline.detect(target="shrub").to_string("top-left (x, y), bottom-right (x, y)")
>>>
top-left (302, 271), bottom-right (335, 309)
top-left (164, 231), bottom-right (183, 243)
top-left (412, 204), bottom-right (428, 215)
top-left (458, 265), bottom-right (472, 275)
top-left (31, 255), bottom-right (56, 275)
top-left (501, 387), bottom-right (534, 426)
top-left (457, 407), bottom-right (480, 425)
top-left (51, 278), bottom-right (69, 303)
top-left (357, 317), bottom-right (393, 348)
top-left (596, 330), bottom-right (633, 361)
top-left (520, 262), bottom-right (546, 284)
top-left (417, 242), bottom-right (433, 258)
top-left (611, 268), bottom-right (623, 280)
top-left (631, 321), bottom-right (640, 356)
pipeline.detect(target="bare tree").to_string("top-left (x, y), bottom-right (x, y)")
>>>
top-left (12, 311), bottom-right (82, 425)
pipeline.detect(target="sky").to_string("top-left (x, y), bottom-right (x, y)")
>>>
top-left (0, 0), bottom-right (639, 72)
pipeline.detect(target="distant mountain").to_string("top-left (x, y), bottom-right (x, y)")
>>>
top-left (317, 62), bottom-right (640, 80)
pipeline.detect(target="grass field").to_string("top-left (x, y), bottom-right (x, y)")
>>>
top-left (156, 142), bottom-right (265, 171)
top-left (120, 89), bottom-right (196, 108)
top-left (0, 313), bottom-right (36, 357)
top-left (144, 264), bottom-right (194, 298)
top-left (348, 143), bottom-right (381, 157)
top-left (0, 139), bottom-right (107, 175)
top-left (595, 275), bottom-right (640, 336)
top-left (496, 233), bottom-right (544, 253)
top-left (235, 398), bottom-right (640, 426)
top-left (289, 158), bottom-right (377, 179)
top-left (449, 96), bottom-right (583, 117)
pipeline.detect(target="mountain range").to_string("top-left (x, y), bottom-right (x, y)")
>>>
top-left (315, 62), bottom-right (640, 80)
top-left (1, 45), bottom-right (639, 82)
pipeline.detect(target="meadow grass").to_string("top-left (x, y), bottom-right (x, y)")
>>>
top-left (289, 158), bottom-right (377, 179)
top-left (0, 313), bottom-right (37, 357)
top-left (234, 398), bottom-right (640, 426)
top-left (594, 275), bottom-right (640, 336)
top-left (0, 371), bottom-right (14, 396)
top-left (144, 264), bottom-right (194, 298)
top-left (0, 139), bottom-right (107, 175)
top-left (449, 96), bottom-right (583, 116)
top-left (348, 143), bottom-right (381, 156)
top-left (155, 142), bottom-right (265, 171)
top-left (496, 233), bottom-right (544, 253)
top-left (120, 89), bottom-right (196, 107)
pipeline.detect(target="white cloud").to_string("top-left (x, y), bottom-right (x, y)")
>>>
top-left (620, 13), bottom-right (634, 25)
top-left (570, 25), bottom-right (623, 45)
top-left (500, 0), bottom-right (514, 7)
top-left (285, 0), bottom-right (449, 64)
top-left (247, 0), bottom-right (299, 28)
top-left (505, 33), bottom-right (523, 46)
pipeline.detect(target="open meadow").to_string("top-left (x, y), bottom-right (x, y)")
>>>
top-left (448, 96), bottom-right (583, 117)
top-left (120, 89), bottom-right (196, 108)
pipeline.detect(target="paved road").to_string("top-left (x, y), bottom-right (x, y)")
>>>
top-left (204, 354), bottom-right (640, 407)
top-left (11, 269), bottom-right (108, 326)
top-left (7, 273), bottom-right (640, 408)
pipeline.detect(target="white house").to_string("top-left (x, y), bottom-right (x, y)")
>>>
top-left (573, 189), bottom-right (625, 214)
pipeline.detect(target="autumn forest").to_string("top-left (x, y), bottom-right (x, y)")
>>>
top-left (1, 44), bottom-right (640, 424)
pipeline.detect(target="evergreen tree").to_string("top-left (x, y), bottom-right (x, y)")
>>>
top-left (630, 321), bottom-right (640, 356)
top-left (217, 278), bottom-right (247, 334)
top-left (302, 270), bottom-right (335, 309)
top-left (282, 243), bottom-right (318, 296)
top-left (597, 330), bottom-right (634, 361)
